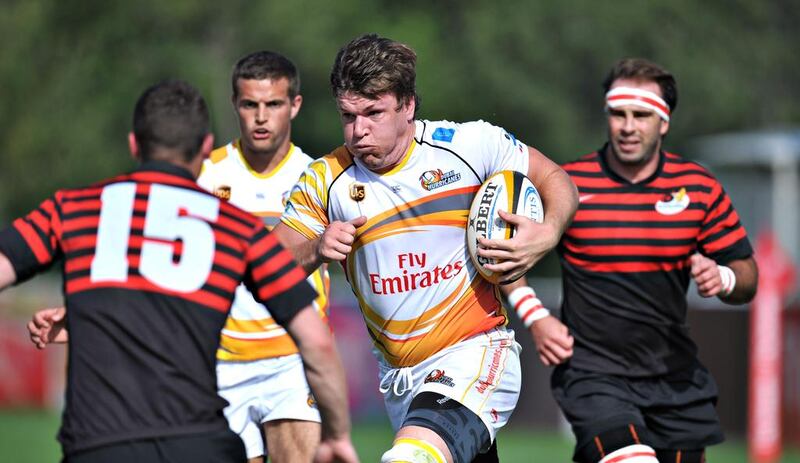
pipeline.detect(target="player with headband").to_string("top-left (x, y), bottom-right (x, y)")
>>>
top-left (510, 57), bottom-right (758, 463)
top-left (605, 86), bottom-right (671, 122)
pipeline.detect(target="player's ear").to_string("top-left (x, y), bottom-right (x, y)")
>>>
top-left (231, 80), bottom-right (241, 110)
top-left (128, 132), bottom-right (141, 161)
top-left (402, 96), bottom-right (415, 122)
top-left (200, 133), bottom-right (214, 160)
top-left (290, 94), bottom-right (303, 120)
top-left (659, 119), bottom-right (670, 136)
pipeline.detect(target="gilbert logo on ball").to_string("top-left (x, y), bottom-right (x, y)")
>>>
top-left (466, 171), bottom-right (543, 284)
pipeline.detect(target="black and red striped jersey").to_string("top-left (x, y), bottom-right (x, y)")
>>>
top-left (0, 161), bottom-right (315, 455)
top-left (558, 147), bottom-right (753, 377)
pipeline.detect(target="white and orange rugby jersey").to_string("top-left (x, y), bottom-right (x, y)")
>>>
top-left (198, 140), bottom-right (329, 361)
top-left (282, 120), bottom-right (529, 367)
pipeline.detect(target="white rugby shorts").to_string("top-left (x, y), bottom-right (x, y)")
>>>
top-left (217, 353), bottom-right (320, 458)
top-left (378, 327), bottom-right (522, 442)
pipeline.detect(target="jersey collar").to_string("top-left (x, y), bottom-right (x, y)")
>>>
top-left (135, 160), bottom-right (195, 180)
top-left (234, 140), bottom-right (295, 179)
top-left (598, 143), bottom-right (665, 186)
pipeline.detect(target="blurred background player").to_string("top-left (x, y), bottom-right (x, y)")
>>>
top-left (196, 51), bottom-right (330, 463)
top-left (274, 34), bottom-right (578, 463)
top-left (17, 80), bottom-right (357, 463)
top-left (548, 58), bottom-right (758, 463)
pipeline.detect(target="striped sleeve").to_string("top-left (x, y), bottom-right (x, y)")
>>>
top-left (282, 157), bottom-right (334, 239)
top-left (0, 196), bottom-right (63, 282)
top-left (698, 180), bottom-right (753, 264)
top-left (244, 226), bottom-right (317, 325)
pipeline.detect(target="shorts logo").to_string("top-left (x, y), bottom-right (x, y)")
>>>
top-left (476, 340), bottom-right (508, 394)
top-left (655, 187), bottom-right (690, 215)
top-left (213, 185), bottom-right (231, 201)
top-left (432, 127), bottom-right (455, 142)
top-left (419, 169), bottom-right (461, 191)
top-left (307, 393), bottom-right (317, 409)
top-left (424, 369), bottom-right (455, 387)
top-left (350, 182), bottom-right (366, 202)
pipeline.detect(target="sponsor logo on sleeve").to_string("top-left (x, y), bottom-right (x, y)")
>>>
top-left (655, 187), bottom-right (690, 215)
top-left (503, 130), bottom-right (525, 153)
top-left (432, 127), bottom-right (455, 142)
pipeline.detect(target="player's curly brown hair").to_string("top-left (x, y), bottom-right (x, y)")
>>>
top-left (330, 34), bottom-right (421, 116)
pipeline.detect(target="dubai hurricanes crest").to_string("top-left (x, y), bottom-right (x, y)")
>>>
top-left (419, 168), bottom-right (461, 191)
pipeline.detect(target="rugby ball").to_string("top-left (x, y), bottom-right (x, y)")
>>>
top-left (466, 171), bottom-right (544, 284)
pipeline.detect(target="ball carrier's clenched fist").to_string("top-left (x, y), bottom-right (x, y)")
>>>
top-left (318, 216), bottom-right (368, 263)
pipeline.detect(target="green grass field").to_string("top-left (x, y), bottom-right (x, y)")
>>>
top-left (0, 409), bottom-right (798, 462)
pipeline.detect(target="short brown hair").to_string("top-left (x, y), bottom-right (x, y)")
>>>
top-left (330, 34), bottom-right (421, 115)
top-left (133, 80), bottom-right (210, 163)
top-left (232, 51), bottom-right (300, 99)
top-left (603, 58), bottom-right (678, 112)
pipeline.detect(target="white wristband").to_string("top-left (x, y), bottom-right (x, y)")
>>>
top-left (507, 286), bottom-right (550, 328)
top-left (718, 265), bottom-right (736, 297)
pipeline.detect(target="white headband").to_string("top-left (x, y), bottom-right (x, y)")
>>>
top-left (605, 87), bottom-right (670, 121)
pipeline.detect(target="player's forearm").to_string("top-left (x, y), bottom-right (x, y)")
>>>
top-left (537, 166), bottom-right (578, 240)
top-left (290, 237), bottom-right (326, 274)
top-left (720, 257), bottom-right (758, 305)
top-left (287, 309), bottom-right (352, 439)
top-left (301, 342), bottom-right (351, 440)
top-left (499, 278), bottom-right (528, 297)
top-left (273, 223), bottom-right (324, 275)
top-left (0, 252), bottom-right (18, 291)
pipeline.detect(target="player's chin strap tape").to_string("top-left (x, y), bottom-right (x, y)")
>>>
top-left (507, 286), bottom-right (549, 328)
top-left (718, 265), bottom-right (736, 297)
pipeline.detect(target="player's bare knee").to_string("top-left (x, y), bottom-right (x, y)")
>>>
top-left (402, 392), bottom-right (490, 463)
top-left (381, 437), bottom-right (447, 463)
top-left (264, 419), bottom-right (320, 463)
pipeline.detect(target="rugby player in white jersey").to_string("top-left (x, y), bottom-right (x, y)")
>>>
top-left (197, 51), bottom-right (332, 463)
top-left (274, 34), bottom-right (578, 463)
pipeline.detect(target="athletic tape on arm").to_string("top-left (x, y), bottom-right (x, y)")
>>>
top-left (507, 286), bottom-right (550, 328)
